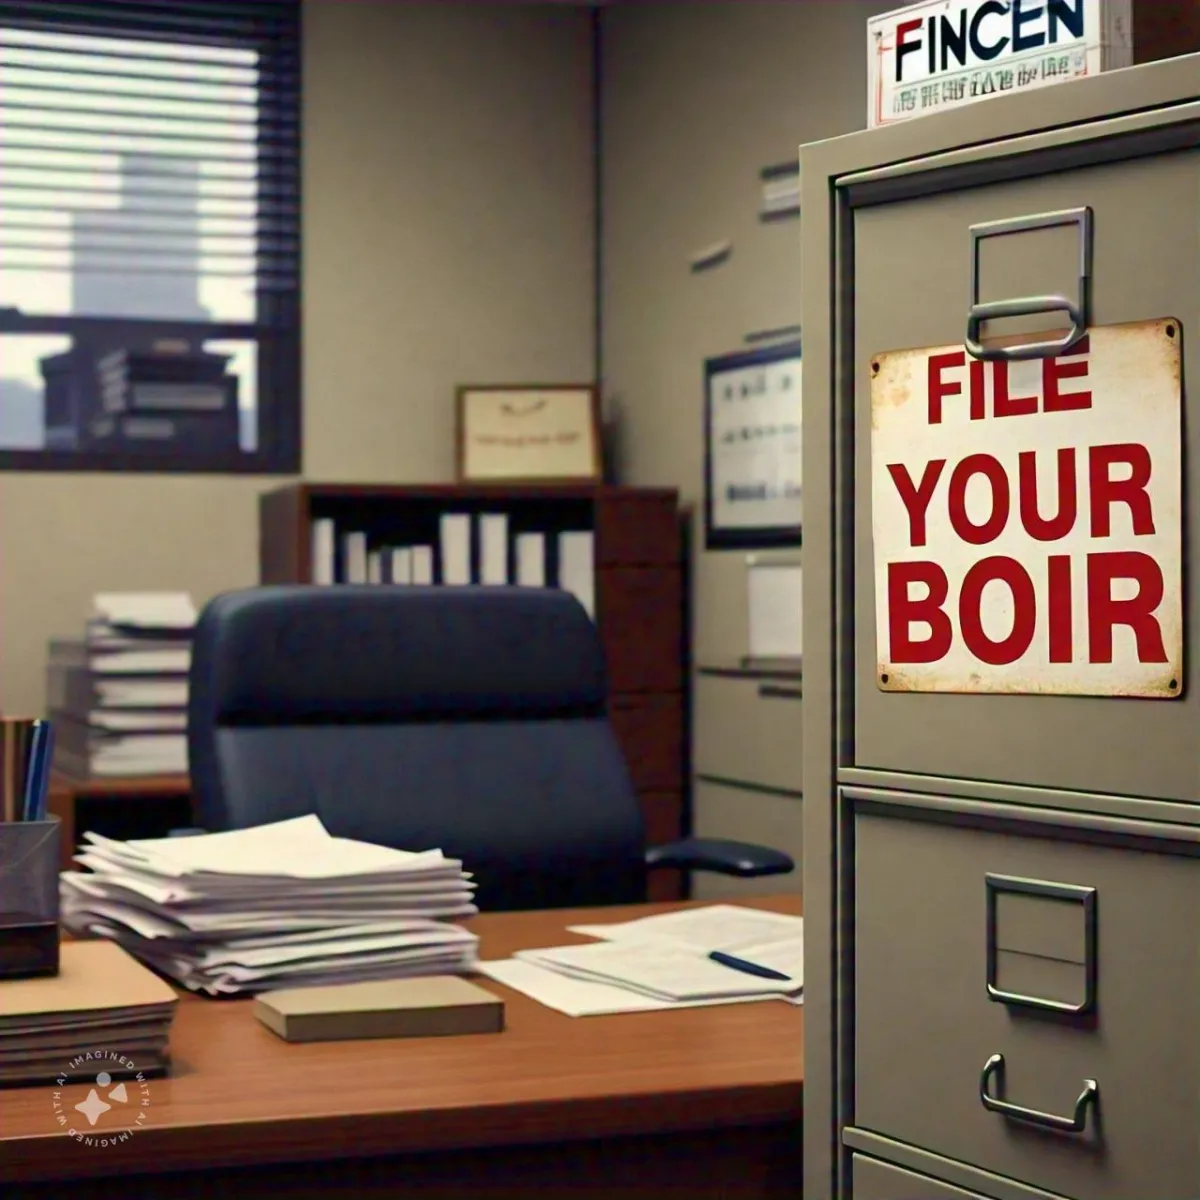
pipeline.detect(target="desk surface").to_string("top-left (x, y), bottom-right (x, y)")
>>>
top-left (50, 770), bottom-right (191, 796)
top-left (0, 896), bottom-right (803, 1184)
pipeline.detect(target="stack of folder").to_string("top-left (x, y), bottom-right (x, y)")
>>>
top-left (0, 940), bottom-right (177, 1086)
top-left (60, 816), bottom-right (480, 995)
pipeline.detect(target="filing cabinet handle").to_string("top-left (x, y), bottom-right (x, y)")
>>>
top-left (964, 207), bottom-right (1092, 362)
top-left (979, 1053), bottom-right (1097, 1135)
top-left (757, 685), bottom-right (803, 700)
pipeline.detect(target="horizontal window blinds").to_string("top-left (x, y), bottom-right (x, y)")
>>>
top-left (0, 0), bottom-right (300, 326)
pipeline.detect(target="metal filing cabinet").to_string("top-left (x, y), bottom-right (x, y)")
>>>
top-left (801, 54), bottom-right (1200, 1200)
top-left (691, 553), bottom-right (804, 900)
top-left (692, 667), bottom-right (803, 899)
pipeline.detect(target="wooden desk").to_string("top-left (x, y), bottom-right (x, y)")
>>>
top-left (0, 897), bottom-right (802, 1199)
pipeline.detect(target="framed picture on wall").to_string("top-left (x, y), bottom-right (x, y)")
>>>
top-left (455, 384), bottom-right (602, 484)
top-left (703, 340), bottom-right (802, 549)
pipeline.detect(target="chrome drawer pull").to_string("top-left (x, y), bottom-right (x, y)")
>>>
top-left (979, 1053), bottom-right (1097, 1134)
top-left (964, 207), bottom-right (1092, 362)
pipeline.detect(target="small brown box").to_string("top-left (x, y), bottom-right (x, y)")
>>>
top-left (254, 975), bottom-right (505, 1043)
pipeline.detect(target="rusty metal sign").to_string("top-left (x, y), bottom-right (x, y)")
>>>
top-left (871, 318), bottom-right (1183, 698)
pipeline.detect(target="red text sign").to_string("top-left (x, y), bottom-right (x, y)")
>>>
top-left (871, 319), bottom-right (1182, 697)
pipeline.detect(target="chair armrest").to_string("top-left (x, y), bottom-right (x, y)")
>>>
top-left (645, 837), bottom-right (795, 879)
top-left (168, 827), bottom-right (206, 837)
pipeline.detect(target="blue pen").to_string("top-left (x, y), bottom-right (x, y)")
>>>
top-left (21, 720), bottom-right (53, 823)
top-left (709, 950), bottom-right (792, 982)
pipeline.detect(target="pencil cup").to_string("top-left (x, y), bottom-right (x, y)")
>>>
top-left (0, 817), bottom-right (61, 979)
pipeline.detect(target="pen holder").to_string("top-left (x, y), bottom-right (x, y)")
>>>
top-left (0, 817), bottom-right (60, 979)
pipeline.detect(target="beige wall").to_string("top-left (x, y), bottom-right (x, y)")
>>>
top-left (598, 0), bottom-right (894, 883)
top-left (0, 1), bottom-right (596, 716)
top-left (600, 0), bottom-right (894, 633)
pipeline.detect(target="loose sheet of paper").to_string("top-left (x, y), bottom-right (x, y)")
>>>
top-left (570, 904), bottom-right (803, 987)
top-left (516, 940), bottom-right (795, 1002)
top-left (570, 904), bottom-right (802, 952)
top-left (93, 591), bottom-right (197, 630)
top-left (96, 815), bottom-right (455, 879)
top-left (475, 960), bottom-right (785, 1018)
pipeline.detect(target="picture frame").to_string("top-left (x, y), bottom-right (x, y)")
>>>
top-left (703, 340), bottom-right (802, 550)
top-left (455, 384), bottom-right (602, 484)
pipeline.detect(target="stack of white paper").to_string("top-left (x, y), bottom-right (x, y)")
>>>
top-left (477, 904), bottom-right (803, 1017)
top-left (60, 815), bottom-right (479, 996)
top-left (92, 591), bottom-right (198, 633)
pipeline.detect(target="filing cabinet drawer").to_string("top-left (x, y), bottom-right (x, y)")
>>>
top-left (694, 672), bottom-right (802, 792)
top-left (852, 1154), bottom-right (1035, 1200)
top-left (854, 806), bottom-right (1200, 1200)
top-left (850, 151), bottom-right (1200, 803)
top-left (692, 779), bottom-right (801, 899)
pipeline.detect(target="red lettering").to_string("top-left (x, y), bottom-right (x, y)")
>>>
top-left (1043, 338), bottom-right (1091, 413)
top-left (927, 351), bottom-right (965, 424)
top-left (1087, 551), bottom-right (1167, 664)
top-left (887, 561), bottom-right (952, 664)
top-left (958, 556), bottom-right (1036, 665)
top-left (967, 357), bottom-right (986, 421)
top-left (992, 361), bottom-right (1039, 418)
top-left (1047, 554), bottom-right (1073, 663)
top-left (947, 453), bottom-right (1009, 545)
top-left (887, 460), bottom-right (945, 547)
top-left (1089, 443), bottom-right (1154, 537)
top-left (1018, 447), bottom-right (1076, 541)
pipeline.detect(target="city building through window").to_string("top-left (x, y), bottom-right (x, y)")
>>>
top-left (0, 0), bottom-right (301, 472)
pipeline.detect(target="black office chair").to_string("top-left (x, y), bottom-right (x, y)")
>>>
top-left (185, 585), bottom-right (794, 911)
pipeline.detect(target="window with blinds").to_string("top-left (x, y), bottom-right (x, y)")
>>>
top-left (0, 0), bottom-right (301, 472)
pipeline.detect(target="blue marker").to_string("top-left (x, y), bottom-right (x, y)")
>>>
top-left (21, 720), bottom-right (54, 823)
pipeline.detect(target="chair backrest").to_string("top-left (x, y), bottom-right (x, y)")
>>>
top-left (187, 585), bottom-right (648, 911)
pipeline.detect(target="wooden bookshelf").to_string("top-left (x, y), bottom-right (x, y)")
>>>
top-left (260, 482), bottom-right (687, 900)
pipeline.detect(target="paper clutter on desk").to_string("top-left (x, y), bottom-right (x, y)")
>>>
top-left (477, 904), bottom-right (803, 1017)
top-left (60, 815), bottom-right (480, 996)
